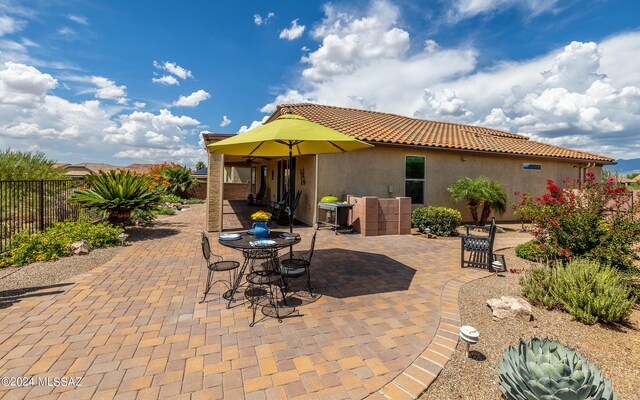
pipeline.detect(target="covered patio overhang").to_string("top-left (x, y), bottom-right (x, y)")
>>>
top-left (202, 133), bottom-right (319, 232)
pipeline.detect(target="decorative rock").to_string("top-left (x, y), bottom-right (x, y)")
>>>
top-left (486, 296), bottom-right (533, 321)
top-left (68, 240), bottom-right (91, 255)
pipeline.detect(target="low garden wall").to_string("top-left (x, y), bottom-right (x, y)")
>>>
top-left (346, 195), bottom-right (411, 236)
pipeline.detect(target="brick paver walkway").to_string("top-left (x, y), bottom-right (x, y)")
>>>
top-left (0, 203), bottom-right (520, 399)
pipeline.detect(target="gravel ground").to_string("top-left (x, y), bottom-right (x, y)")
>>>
top-left (421, 247), bottom-right (640, 400)
top-left (0, 222), bottom-right (159, 308)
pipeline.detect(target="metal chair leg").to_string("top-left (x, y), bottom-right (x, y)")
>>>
top-left (200, 269), bottom-right (213, 303)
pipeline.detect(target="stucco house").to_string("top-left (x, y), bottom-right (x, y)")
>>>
top-left (202, 103), bottom-right (615, 232)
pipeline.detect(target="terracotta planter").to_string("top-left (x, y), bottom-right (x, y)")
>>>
top-left (108, 211), bottom-right (131, 226)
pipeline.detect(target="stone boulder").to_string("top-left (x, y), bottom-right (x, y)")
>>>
top-left (486, 296), bottom-right (533, 321)
top-left (68, 240), bottom-right (91, 255)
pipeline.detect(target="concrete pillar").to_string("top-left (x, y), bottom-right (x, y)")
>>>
top-left (206, 152), bottom-right (224, 232)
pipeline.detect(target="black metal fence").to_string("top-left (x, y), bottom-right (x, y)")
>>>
top-left (0, 180), bottom-right (85, 252)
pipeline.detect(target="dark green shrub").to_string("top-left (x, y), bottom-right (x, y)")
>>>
top-left (411, 206), bottom-right (461, 237)
top-left (519, 266), bottom-right (557, 309)
top-left (552, 259), bottom-right (636, 324)
top-left (0, 222), bottom-right (123, 267)
top-left (515, 240), bottom-right (552, 262)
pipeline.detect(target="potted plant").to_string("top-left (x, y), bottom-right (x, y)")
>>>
top-left (251, 210), bottom-right (272, 239)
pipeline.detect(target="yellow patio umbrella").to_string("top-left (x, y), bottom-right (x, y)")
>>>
top-left (207, 113), bottom-right (373, 232)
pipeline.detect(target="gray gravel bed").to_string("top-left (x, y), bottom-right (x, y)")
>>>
top-left (421, 247), bottom-right (640, 400)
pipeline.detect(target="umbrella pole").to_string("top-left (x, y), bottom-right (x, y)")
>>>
top-left (288, 145), bottom-right (294, 262)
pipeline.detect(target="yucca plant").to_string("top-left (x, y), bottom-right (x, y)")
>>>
top-left (498, 338), bottom-right (617, 400)
top-left (70, 170), bottom-right (163, 225)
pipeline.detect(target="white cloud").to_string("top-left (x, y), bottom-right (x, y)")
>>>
top-left (0, 14), bottom-right (25, 36)
top-left (67, 14), bottom-right (88, 25)
top-left (0, 61), bottom-right (57, 106)
top-left (0, 62), bottom-right (206, 165)
top-left (220, 115), bottom-right (231, 127)
top-left (57, 26), bottom-right (75, 36)
top-left (446, 0), bottom-right (559, 22)
top-left (172, 89), bottom-right (211, 107)
top-left (90, 76), bottom-right (128, 104)
top-left (238, 115), bottom-right (269, 133)
top-left (279, 19), bottom-right (305, 41)
top-left (113, 145), bottom-right (206, 166)
top-left (301, 1), bottom-right (410, 82)
top-left (258, 0), bottom-right (640, 160)
top-left (153, 60), bottom-right (193, 80)
top-left (133, 101), bottom-right (146, 109)
top-left (254, 12), bottom-right (274, 26)
top-left (152, 75), bottom-right (179, 86)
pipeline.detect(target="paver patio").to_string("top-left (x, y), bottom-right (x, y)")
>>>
top-left (0, 203), bottom-right (516, 399)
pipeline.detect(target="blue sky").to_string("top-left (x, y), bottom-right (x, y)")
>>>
top-left (0, 0), bottom-right (639, 167)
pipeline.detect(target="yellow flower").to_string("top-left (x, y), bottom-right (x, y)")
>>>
top-left (251, 211), bottom-right (272, 222)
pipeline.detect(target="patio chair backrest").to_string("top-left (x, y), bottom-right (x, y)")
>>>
top-left (201, 233), bottom-right (211, 263)
top-left (307, 231), bottom-right (317, 263)
top-left (487, 218), bottom-right (497, 246)
top-left (291, 191), bottom-right (302, 211)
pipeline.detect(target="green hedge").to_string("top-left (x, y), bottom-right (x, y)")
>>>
top-left (515, 240), bottom-right (553, 262)
top-left (0, 222), bottom-right (123, 267)
top-left (411, 206), bottom-right (461, 237)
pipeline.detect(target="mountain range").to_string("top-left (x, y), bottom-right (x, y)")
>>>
top-left (605, 159), bottom-right (640, 174)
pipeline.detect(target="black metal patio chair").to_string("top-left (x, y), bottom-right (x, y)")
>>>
top-left (279, 231), bottom-right (317, 296)
top-left (200, 232), bottom-right (240, 303)
top-left (460, 217), bottom-right (499, 272)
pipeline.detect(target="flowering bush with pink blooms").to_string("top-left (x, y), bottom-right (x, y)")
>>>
top-left (514, 172), bottom-right (640, 270)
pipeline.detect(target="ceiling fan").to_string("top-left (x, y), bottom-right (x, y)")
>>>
top-left (244, 156), bottom-right (270, 165)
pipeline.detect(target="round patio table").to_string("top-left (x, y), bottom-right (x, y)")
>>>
top-left (218, 231), bottom-right (300, 310)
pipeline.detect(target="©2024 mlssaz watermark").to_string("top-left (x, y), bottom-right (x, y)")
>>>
top-left (1, 376), bottom-right (82, 387)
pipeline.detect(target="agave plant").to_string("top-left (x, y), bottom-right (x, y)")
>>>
top-left (71, 170), bottom-right (163, 225)
top-left (498, 338), bottom-right (617, 400)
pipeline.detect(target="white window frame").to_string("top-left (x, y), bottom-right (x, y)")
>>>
top-left (405, 155), bottom-right (426, 205)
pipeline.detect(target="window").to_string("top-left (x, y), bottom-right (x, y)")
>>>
top-left (405, 156), bottom-right (425, 204)
top-left (523, 163), bottom-right (542, 170)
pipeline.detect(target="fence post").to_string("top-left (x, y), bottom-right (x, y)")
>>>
top-left (39, 179), bottom-right (45, 232)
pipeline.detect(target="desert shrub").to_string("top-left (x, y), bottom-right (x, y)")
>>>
top-left (411, 206), bottom-right (461, 236)
top-left (149, 162), bottom-right (196, 198)
top-left (519, 266), bottom-right (557, 309)
top-left (160, 194), bottom-right (183, 204)
top-left (552, 259), bottom-right (636, 324)
top-left (184, 198), bottom-right (204, 204)
top-left (514, 173), bottom-right (640, 270)
top-left (515, 240), bottom-right (553, 262)
top-left (130, 209), bottom-right (156, 226)
top-left (0, 149), bottom-right (67, 180)
top-left (0, 221), bottom-right (123, 267)
top-left (155, 206), bottom-right (176, 216)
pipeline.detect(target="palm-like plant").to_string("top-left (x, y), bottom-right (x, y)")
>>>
top-left (70, 170), bottom-right (163, 225)
top-left (449, 177), bottom-right (508, 225)
top-left (161, 166), bottom-right (197, 198)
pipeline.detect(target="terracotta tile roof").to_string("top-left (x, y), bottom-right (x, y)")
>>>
top-left (267, 103), bottom-right (615, 163)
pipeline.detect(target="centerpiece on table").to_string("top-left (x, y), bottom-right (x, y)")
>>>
top-left (251, 211), bottom-right (272, 239)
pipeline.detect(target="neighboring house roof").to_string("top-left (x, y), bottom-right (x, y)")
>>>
top-left (54, 163), bottom-right (156, 176)
top-left (266, 103), bottom-right (615, 164)
top-left (616, 175), bottom-right (634, 184)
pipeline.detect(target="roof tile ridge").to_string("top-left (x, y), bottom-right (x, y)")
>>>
top-left (280, 103), bottom-right (527, 139)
